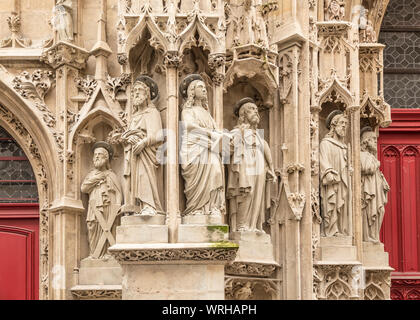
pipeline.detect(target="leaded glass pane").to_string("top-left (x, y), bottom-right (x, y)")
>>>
top-left (384, 74), bottom-right (420, 108)
top-left (0, 126), bottom-right (38, 203)
top-left (379, 32), bottom-right (420, 69)
top-left (382, 0), bottom-right (420, 28)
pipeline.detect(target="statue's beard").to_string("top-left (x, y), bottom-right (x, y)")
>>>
top-left (94, 158), bottom-right (107, 169)
top-left (247, 115), bottom-right (260, 128)
top-left (133, 97), bottom-right (146, 108)
top-left (369, 144), bottom-right (377, 153)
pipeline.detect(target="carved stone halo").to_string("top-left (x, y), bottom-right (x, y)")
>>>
top-left (234, 97), bottom-right (255, 117)
top-left (92, 141), bottom-right (114, 160)
top-left (179, 74), bottom-right (204, 99)
top-left (326, 110), bottom-right (344, 129)
top-left (134, 75), bottom-right (159, 100)
top-left (360, 126), bottom-right (374, 140)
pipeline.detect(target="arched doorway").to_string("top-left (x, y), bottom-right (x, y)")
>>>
top-left (0, 126), bottom-right (39, 300)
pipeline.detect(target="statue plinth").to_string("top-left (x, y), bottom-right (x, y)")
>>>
top-left (317, 236), bottom-right (358, 262)
top-left (70, 257), bottom-right (122, 300)
top-left (108, 214), bottom-right (238, 299)
top-left (116, 215), bottom-right (168, 244)
top-left (224, 231), bottom-right (280, 300)
top-left (109, 242), bottom-right (238, 300)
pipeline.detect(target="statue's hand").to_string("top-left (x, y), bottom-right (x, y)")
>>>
top-left (127, 136), bottom-right (139, 145)
top-left (325, 172), bottom-right (338, 185)
top-left (133, 139), bottom-right (147, 155)
top-left (267, 169), bottom-right (277, 184)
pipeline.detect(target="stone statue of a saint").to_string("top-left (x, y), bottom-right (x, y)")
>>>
top-left (360, 127), bottom-right (389, 243)
top-left (121, 76), bottom-right (163, 215)
top-left (227, 98), bottom-right (276, 232)
top-left (325, 0), bottom-right (345, 21)
top-left (179, 74), bottom-right (225, 217)
top-left (52, 0), bottom-right (74, 42)
top-left (81, 142), bottom-right (122, 259)
top-left (320, 110), bottom-right (350, 237)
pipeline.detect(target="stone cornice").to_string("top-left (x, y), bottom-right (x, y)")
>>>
top-left (225, 261), bottom-right (279, 278)
top-left (71, 285), bottom-right (122, 300)
top-left (108, 243), bottom-right (239, 264)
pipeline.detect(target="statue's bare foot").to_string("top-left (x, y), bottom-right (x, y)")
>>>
top-left (140, 205), bottom-right (156, 216)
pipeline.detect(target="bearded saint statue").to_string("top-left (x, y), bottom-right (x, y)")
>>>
top-left (320, 110), bottom-right (351, 237)
top-left (81, 142), bottom-right (122, 259)
top-left (360, 127), bottom-right (390, 243)
top-left (121, 76), bottom-right (163, 216)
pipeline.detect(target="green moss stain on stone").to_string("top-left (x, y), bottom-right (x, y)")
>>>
top-left (210, 242), bottom-right (239, 249)
top-left (207, 225), bottom-right (229, 234)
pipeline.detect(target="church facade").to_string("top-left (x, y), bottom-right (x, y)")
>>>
top-left (0, 0), bottom-right (416, 300)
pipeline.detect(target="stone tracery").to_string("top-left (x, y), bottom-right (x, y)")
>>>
top-left (0, 0), bottom-right (396, 300)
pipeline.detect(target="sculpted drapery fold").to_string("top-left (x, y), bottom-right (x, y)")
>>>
top-left (179, 74), bottom-right (225, 217)
top-left (122, 76), bottom-right (163, 215)
top-left (319, 111), bottom-right (350, 237)
top-left (81, 143), bottom-right (122, 259)
top-left (227, 98), bottom-right (276, 232)
top-left (360, 128), bottom-right (390, 243)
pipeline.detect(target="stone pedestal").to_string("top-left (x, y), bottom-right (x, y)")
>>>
top-left (362, 242), bottom-right (393, 300)
top-left (225, 231), bottom-right (280, 300)
top-left (317, 236), bottom-right (358, 262)
top-left (313, 236), bottom-right (362, 300)
top-left (108, 214), bottom-right (238, 300)
top-left (70, 258), bottom-right (122, 300)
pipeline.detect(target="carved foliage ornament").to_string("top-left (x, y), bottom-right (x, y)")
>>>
top-left (225, 277), bottom-right (279, 300)
top-left (71, 288), bottom-right (122, 300)
top-left (13, 70), bottom-right (55, 104)
top-left (75, 76), bottom-right (98, 101)
top-left (12, 70), bottom-right (56, 128)
top-left (0, 12), bottom-right (32, 48)
top-left (109, 247), bottom-right (238, 263)
top-left (41, 43), bottom-right (89, 70)
top-left (106, 73), bottom-right (131, 101)
top-left (225, 262), bottom-right (277, 278)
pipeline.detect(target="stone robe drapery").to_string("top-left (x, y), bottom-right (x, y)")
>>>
top-left (52, 0), bottom-right (74, 42)
top-left (180, 105), bottom-right (224, 216)
top-left (227, 128), bottom-right (271, 232)
top-left (123, 106), bottom-right (163, 212)
top-left (81, 169), bottom-right (122, 258)
top-left (320, 137), bottom-right (350, 236)
top-left (361, 151), bottom-right (390, 242)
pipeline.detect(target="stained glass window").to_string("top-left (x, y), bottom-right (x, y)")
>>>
top-left (379, 0), bottom-right (420, 108)
top-left (0, 126), bottom-right (38, 203)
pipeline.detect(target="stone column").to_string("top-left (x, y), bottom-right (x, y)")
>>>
top-left (164, 51), bottom-right (181, 243)
top-left (209, 53), bottom-right (226, 129)
top-left (41, 41), bottom-right (89, 299)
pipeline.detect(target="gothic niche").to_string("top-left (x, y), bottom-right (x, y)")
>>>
top-left (78, 119), bottom-right (124, 260)
top-left (318, 96), bottom-right (352, 238)
top-left (223, 78), bottom-right (272, 231)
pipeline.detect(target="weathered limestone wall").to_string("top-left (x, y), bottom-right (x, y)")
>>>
top-left (0, 0), bottom-right (393, 300)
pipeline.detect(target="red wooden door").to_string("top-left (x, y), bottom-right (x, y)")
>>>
top-left (379, 110), bottom-right (420, 300)
top-left (0, 204), bottom-right (39, 300)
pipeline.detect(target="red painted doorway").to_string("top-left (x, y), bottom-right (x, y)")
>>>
top-left (0, 126), bottom-right (39, 300)
top-left (0, 204), bottom-right (39, 300)
top-left (379, 110), bottom-right (420, 300)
